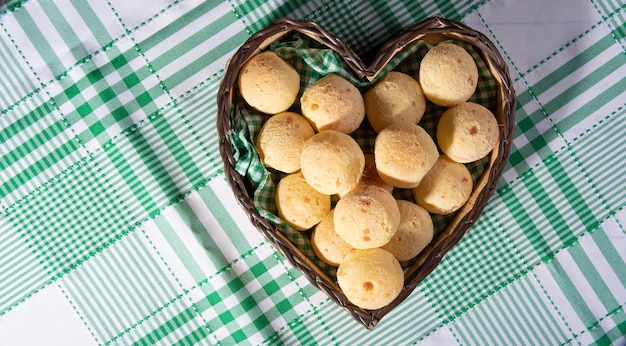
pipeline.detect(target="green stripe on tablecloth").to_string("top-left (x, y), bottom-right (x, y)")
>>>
top-left (544, 54), bottom-right (625, 134)
top-left (11, 8), bottom-right (66, 76)
top-left (452, 275), bottom-right (570, 344)
top-left (490, 295), bottom-right (533, 342)
top-left (136, 115), bottom-right (198, 192)
top-left (500, 181), bottom-right (562, 261)
top-left (521, 172), bottom-right (576, 248)
top-left (528, 152), bottom-right (601, 243)
top-left (130, 131), bottom-right (186, 201)
top-left (39, 1), bottom-right (89, 62)
top-left (536, 222), bottom-right (626, 344)
top-left (305, 2), bottom-right (377, 61)
top-left (61, 231), bottom-right (181, 342)
top-left (174, 323), bottom-right (211, 346)
top-left (572, 111), bottom-right (625, 210)
top-left (569, 245), bottom-right (620, 312)
top-left (546, 259), bottom-right (599, 328)
top-left (591, 228), bottom-right (626, 288)
top-left (0, 214), bottom-right (48, 314)
top-left (593, 0), bottom-right (624, 17)
top-left (164, 79), bottom-right (223, 181)
top-left (508, 279), bottom-right (567, 342)
top-left (90, 80), bottom-right (226, 223)
top-left (69, 0), bottom-right (116, 48)
top-left (0, 93), bottom-right (85, 204)
top-left (136, 1), bottom-right (223, 52)
top-left (131, 307), bottom-right (203, 346)
top-left (605, 9), bottom-right (626, 47)
top-left (142, 178), bottom-right (267, 289)
top-left (497, 147), bottom-right (605, 266)
top-left (160, 29), bottom-right (248, 93)
top-left (363, 2), bottom-right (403, 35)
top-left (0, 33), bottom-right (36, 108)
top-left (129, 133), bottom-right (183, 206)
top-left (526, 33), bottom-right (625, 135)
top-left (6, 0), bottom-right (114, 81)
top-left (589, 0), bottom-right (626, 50)
top-left (153, 214), bottom-right (210, 285)
top-left (131, 3), bottom-right (248, 95)
top-left (198, 184), bottom-right (253, 254)
top-left (148, 10), bottom-right (235, 70)
top-left (545, 155), bottom-right (600, 230)
top-left (103, 142), bottom-right (161, 216)
top-left (289, 320), bottom-right (316, 345)
top-left (530, 35), bottom-right (614, 96)
top-left (269, 301), bottom-right (341, 345)
top-left (359, 290), bottom-right (442, 345)
top-left (103, 297), bottom-right (210, 345)
top-left (1, 103), bottom-right (64, 152)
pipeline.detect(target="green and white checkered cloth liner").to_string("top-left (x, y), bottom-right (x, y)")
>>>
top-left (1, 0), bottom-right (625, 345)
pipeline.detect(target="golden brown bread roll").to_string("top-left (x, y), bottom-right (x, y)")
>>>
top-left (238, 51), bottom-right (300, 114)
top-left (276, 172), bottom-right (330, 231)
top-left (419, 43), bottom-right (478, 107)
top-left (337, 248), bottom-right (404, 310)
top-left (311, 210), bottom-right (354, 266)
top-left (436, 102), bottom-right (499, 163)
top-left (334, 185), bottom-right (400, 249)
top-left (300, 130), bottom-right (365, 195)
top-left (256, 112), bottom-right (315, 173)
top-left (382, 200), bottom-right (434, 261)
top-left (413, 155), bottom-right (473, 215)
top-left (374, 123), bottom-right (439, 189)
top-left (300, 74), bottom-right (365, 134)
top-left (364, 71), bottom-right (426, 133)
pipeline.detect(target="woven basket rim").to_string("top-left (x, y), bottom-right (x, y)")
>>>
top-left (216, 15), bottom-right (516, 330)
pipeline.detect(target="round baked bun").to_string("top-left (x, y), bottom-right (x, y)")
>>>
top-left (238, 51), bottom-right (300, 114)
top-left (436, 102), bottom-right (499, 163)
top-left (256, 112), bottom-right (315, 173)
top-left (300, 74), bottom-right (365, 134)
top-left (276, 172), bottom-right (330, 231)
top-left (334, 185), bottom-right (400, 249)
top-left (337, 248), bottom-right (404, 310)
top-left (311, 210), bottom-right (354, 266)
top-left (364, 71), bottom-right (427, 132)
top-left (300, 130), bottom-right (365, 195)
top-left (375, 123), bottom-right (439, 189)
top-left (419, 43), bottom-right (478, 107)
top-left (413, 155), bottom-right (473, 215)
top-left (382, 200), bottom-right (434, 261)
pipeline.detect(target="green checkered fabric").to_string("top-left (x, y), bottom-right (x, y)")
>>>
top-left (1, 0), bottom-right (625, 345)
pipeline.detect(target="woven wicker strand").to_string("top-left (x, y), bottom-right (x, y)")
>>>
top-left (217, 16), bottom-right (516, 330)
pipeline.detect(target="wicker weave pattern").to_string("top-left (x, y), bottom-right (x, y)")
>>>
top-left (217, 16), bottom-right (516, 329)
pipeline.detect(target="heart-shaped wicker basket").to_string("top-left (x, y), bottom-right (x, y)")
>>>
top-left (217, 15), bottom-right (515, 329)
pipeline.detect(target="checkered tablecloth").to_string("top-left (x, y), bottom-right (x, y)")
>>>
top-left (0, 0), bottom-right (624, 345)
